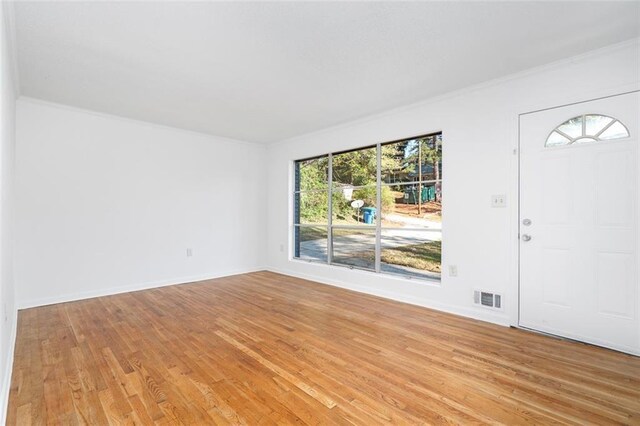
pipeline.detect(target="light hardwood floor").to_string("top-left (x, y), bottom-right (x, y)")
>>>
top-left (7, 271), bottom-right (640, 424)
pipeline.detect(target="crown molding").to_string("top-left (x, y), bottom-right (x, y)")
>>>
top-left (270, 37), bottom-right (640, 147)
top-left (17, 96), bottom-right (266, 149)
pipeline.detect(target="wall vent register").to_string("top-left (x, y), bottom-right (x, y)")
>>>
top-left (474, 290), bottom-right (502, 309)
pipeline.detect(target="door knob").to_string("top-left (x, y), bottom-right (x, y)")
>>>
top-left (521, 234), bottom-right (532, 242)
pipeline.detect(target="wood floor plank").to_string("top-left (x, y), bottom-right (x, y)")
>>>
top-left (7, 271), bottom-right (640, 425)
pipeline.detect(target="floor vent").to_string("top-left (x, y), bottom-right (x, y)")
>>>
top-left (474, 291), bottom-right (502, 309)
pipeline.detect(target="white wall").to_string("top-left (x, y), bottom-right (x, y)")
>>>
top-left (0, 2), bottom-right (17, 422)
top-left (15, 99), bottom-right (267, 308)
top-left (266, 39), bottom-right (640, 326)
top-left (8, 35), bottom-right (640, 340)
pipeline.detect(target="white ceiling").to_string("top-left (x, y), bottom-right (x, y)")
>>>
top-left (13, 1), bottom-right (640, 144)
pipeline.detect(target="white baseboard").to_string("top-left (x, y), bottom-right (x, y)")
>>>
top-left (265, 266), bottom-right (511, 327)
top-left (0, 307), bottom-right (17, 425)
top-left (17, 266), bottom-right (266, 310)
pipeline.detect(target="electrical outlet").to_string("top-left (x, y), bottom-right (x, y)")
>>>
top-left (279, 244), bottom-right (284, 253)
top-left (491, 194), bottom-right (507, 208)
top-left (186, 248), bottom-right (193, 257)
top-left (448, 265), bottom-right (458, 277)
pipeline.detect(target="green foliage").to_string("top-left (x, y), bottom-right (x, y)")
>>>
top-left (332, 187), bottom-right (372, 223)
top-left (381, 186), bottom-right (395, 213)
top-left (331, 186), bottom-right (394, 223)
top-left (297, 191), bottom-right (327, 224)
top-left (296, 135), bottom-right (442, 223)
top-left (380, 143), bottom-right (405, 173)
top-left (332, 148), bottom-right (376, 186)
top-left (297, 157), bottom-right (328, 191)
top-left (405, 134), bottom-right (442, 180)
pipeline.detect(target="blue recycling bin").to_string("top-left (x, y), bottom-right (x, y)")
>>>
top-left (362, 207), bottom-right (376, 224)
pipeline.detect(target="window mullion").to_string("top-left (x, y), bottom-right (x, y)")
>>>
top-left (375, 143), bottom-right (382, 273)
top-left (293, 132), bottom-right (442, 282)
top-left (327, 153), bottom-right (333, 265)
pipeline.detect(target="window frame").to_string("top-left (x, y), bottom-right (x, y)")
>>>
top-left (545, 114), bottom-right (630, 147)
top-left (292, 132), bottom-right (443, 282)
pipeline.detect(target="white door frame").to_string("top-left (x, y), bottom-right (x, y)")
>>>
top-left (516, 89), bottom-right (640, 355)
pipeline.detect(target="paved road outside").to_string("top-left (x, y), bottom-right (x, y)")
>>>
top-left (299, 217), bottom-right (441, 280)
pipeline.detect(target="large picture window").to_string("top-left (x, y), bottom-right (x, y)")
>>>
top-left (293, 133), bottom-right (442, 281)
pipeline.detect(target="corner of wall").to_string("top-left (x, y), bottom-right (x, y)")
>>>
top-left (0, 308), bottom-right (17, 424)
top-left (0, 1), bottom-right (19, 421)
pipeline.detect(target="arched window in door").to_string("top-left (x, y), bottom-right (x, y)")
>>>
top-left (545, 114), bottom-right (629, 147)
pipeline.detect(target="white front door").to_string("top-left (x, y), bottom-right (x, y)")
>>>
top-left (519, 92), bottom-right (639, 355)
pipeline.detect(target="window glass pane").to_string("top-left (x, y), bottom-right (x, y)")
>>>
top-left (381, 139), bottom-right (418, 184)
top-left (294, 226), bottom-right (327, 262)
top-left (380, 184), bottom-right (441, 229)
top-left (381, 135), bottom-right (442, 184)
top-left (332, 147), bottom-right (377, 186)
top-left (332, 185), bottom-right (377, 226)
top-left (573, 137), bottom-right (597, 144)
top-left (545, 131), bottom-right (570, 147)
top-left (292, 132), bottom-right (444, 282)
top-left (381, 230), bottom-right (441, 280)
top-left (599, 121), bottom-right (630, 140)
top-left (331, 228), bottom-right (375, 271)
top-left (585, 114), bottom-right (613, 135)
top-left (419, 134), bottom-right (443, 181)
top-left (557, 116), bottom-right (583, 138)
top-left (295, 156), bottom-right (328, 191)
top-left (294, 191), bottom-right (328, 225)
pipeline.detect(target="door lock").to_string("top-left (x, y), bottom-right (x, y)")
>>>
top-left (521, 234), bottom-right (532, 242)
